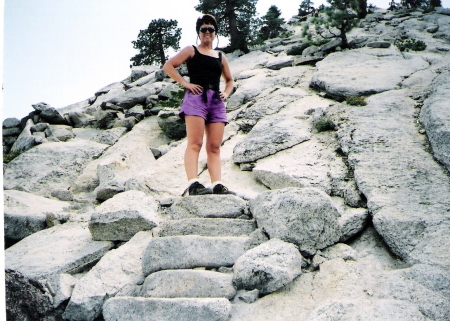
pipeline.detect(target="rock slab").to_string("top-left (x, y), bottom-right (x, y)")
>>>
top-left (4, 190), bottom-right (70, 241)
top-left (103, 297), bottom-right (231, 321)
top-left (63, 231), bottom-right (153, 321)
top-left (89, 191), bottom-right (162, 241)
top-left (142, 235), bottom-right (250, 276)
top-left (141, 270), bottom-right (236, 299)
top-left (5, 223), bottom-right (113, 279)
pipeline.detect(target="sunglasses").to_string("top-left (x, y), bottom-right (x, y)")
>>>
top-left (200, 27), bottom-right (215, 33)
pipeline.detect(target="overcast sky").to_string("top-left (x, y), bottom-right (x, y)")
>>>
top-left (2, 0), bottom-right (448, 121)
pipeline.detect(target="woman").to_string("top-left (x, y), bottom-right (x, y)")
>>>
top-left (163, 14), bottom-right (235, 196)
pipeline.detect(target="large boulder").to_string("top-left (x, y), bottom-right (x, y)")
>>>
top-left (3, 117), bottom-right (21, 128)
top-left (250, 188), bottom-right (341, 256)
top-left (335, 90), bottom-right (450, 269)
top-left (129, 65), bottom-right (159, 82)
top-left (70, 117), bottom-right (158, 201)
top-left (106, 86), bottom-right (154, 109)
top-left (265, 55), bottom-right (295, 70)
top-left (63, 231), bottom-right (153, 321)
top-left (5, 269), bottom-right (55, 321)
top-left (4, 140), bottom-right (108, 198)
top-left (4, 190), bottom-right (70, 241)
top-left (226, 67), bottom-right (304, 111)
top-left (44, 125), bottom-right (75, 142)
top-left (234, 87), bottom-right (302, 132)
top-left (233, 114), bottom-right (311, 164)
top-left (5, 223), bottom-right (114, 279)
top-left (252, 133), bottom-right (357, 205)
top-left (10, 119), bottom-right (36, 154)
top-left (233, 239), bottom-right (304, 295)
top-left (310, 47), bottom-right (429, 100)
top-left (156, 108), bottom-right (186, 140)
top-left (419, 70), bottom-right (450, 171)
top-left (89, 191), bottom-right (162, 241)
top-left (32, 102), bottom-right (68, 125)
top-left (67, 111), bottom-right (95, 128)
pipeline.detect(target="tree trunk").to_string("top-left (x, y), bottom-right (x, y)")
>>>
top-left (226, 0), bottom-right (249, 53)
top-left (158, 32), bottom-right (166, 65)
top-left (339, 23), bottom-right (349, 49)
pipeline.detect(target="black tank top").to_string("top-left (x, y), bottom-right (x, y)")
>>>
top-left (186, 46), bottom-right (222, 102)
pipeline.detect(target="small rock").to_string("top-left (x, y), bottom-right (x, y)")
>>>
top-left (236, 289), bottom-right (260, 304)
top-left (233, 239), bottom-right (303, 295)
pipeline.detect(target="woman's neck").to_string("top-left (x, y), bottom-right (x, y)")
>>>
top-left (198, 43), bottom-right (213, 50)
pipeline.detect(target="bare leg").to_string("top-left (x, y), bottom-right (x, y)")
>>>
top-left (184, 116), bottom-right (205, 180)
top-left (205, 122), bottom-right (225, 182)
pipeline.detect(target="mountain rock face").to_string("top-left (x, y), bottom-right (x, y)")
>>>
top-left (3, 7), bottom-right (450, 321)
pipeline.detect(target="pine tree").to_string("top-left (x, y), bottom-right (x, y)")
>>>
top-left (357, 0), bottom-right (367, 18)
top-left (259, 5), bottom-right (286, 41)
top-left (299, 0), bottom-right (315, 17)
top-left (130, 19), bottom-right (181, 67)
top-left (195, 0), bottom-right (258, 53)
top-left (312, 0), bottom-right (359, 49)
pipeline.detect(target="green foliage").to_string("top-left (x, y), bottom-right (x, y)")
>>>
top-left (195, 0), bottom-right (258, 53)
top-left (313, 115), bottom-right (336, 132)
top-left (345, 96), bottom-right (367, 106)
top-left (429, 0), bottom-right (442, 7)
top-left (302, 24), bottom-right (310, 37)
top-left (357, 0), bottom-right (367, 18)
top-left (3, 151), bottom-right (20, 164)
top-left (403, 0), bottom-right (428, 8)
top-left (158, 87), bottom-right (185, 109)
top-left (258, 5), bottom-right (286, 41)
top-left (130, 19), bottom-right (181, 67)
top-left (394, 38), bottom-right (427, 52)
top-left (299, 0), bottom-right (315, 16)
top-left (311, 0), bottom-right (360, 49)
top-left (279, 29), bottom-right (294, 39)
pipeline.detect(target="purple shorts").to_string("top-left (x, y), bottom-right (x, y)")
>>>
top-left (179, 89), bottom-right (228, 124)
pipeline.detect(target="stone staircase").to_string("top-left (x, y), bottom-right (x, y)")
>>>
top-left (101, 194), bottom-right (260, 321)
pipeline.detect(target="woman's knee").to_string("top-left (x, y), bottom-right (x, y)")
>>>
top-left (206, 142), bottom-right (221, 155)
top-left (187, 140), bottom-right (203, 153)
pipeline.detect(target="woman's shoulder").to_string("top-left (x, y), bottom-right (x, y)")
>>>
top-left (181, 45), bottom-right (196, 53)
top-left (178, 45), bottom-right (196, 60)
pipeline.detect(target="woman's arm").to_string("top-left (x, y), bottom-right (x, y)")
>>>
top-left (220, 54), bottom-right (234, 100)
top-left (162, 46), bottom-right (203, 95)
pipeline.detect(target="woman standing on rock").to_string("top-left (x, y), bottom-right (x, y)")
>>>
top-left (163, 14), bottom-right (235, 196)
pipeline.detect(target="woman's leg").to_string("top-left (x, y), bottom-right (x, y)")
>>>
top-left (184, 116), bottom-right (205, 180)
top-left (205, 122), bottom-right (225, 182)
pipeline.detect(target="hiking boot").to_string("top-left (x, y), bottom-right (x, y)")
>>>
top-left (212, 183), bottom-right (236, 195)
top-left (188, 181), bottom-right (212, 196)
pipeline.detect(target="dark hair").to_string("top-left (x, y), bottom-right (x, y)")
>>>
top-left (196, 14), bottom-right (218, 33)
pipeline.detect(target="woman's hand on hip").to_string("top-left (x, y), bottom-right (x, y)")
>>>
top-left (184, 83), bottom-right (203, 95)
top-left (220, 91), bottom-right (229, 100)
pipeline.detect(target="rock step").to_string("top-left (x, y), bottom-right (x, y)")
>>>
top-left (139, 269), bottom-right (236, 300)
top-left (103, 297), bottom-right (231, 321)
top-left (168, 195), bottom-right (248, 220)
top-left (155, 218), bottom-right (256, 237)
top-left (142, 235), bottom-right (250, 276)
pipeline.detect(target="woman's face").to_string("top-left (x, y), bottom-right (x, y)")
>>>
top-left (199, 23), bottom-right (216, 43)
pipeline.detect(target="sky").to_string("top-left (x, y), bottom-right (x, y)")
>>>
top-left (1, 0), bottom-right (449, 121)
